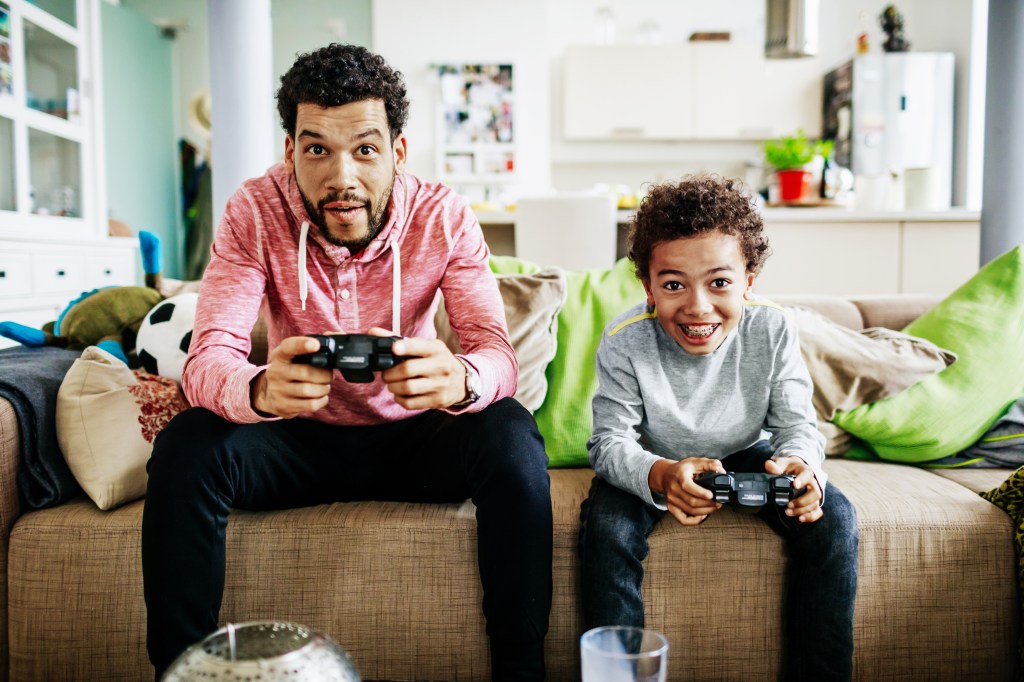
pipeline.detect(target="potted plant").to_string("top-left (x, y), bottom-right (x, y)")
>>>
top-left (764, 130), bottom-right (817, 203)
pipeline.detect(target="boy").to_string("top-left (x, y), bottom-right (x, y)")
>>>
top-left (579, 175), bottom-right (858, 681)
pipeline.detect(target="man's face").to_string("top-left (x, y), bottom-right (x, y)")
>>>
top-left (285, 99), bottom-right (407, 253)
top-left (642, 232), bottom-right (754, 355)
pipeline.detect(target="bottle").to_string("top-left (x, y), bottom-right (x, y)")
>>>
top-left (820, 152), bottom-right (838, 200)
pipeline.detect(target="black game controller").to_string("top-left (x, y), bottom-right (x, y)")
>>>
top-left (693, 471), bottom-right (808, 513)
top-left (293, 334), bottom-right (411, 383)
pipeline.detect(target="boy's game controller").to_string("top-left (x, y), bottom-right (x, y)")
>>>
top-left (293, 333), bottom-right (411, 383)
top-left (693, 471), bottom-right (808, 513)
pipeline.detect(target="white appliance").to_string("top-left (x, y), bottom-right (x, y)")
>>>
top-left (823, 53), bottom-right (955, 210)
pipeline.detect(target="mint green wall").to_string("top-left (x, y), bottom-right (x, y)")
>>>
top-left (101, 2), bottom-right (180, 278)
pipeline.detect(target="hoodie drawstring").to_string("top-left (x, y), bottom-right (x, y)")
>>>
top-left (298, 221), bottom-right (309, 311)
top-left (391, 239), bottom-right (401, 336)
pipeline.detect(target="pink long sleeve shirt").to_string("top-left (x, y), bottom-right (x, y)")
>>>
top-left (182, 162), bottom-right (517, 425)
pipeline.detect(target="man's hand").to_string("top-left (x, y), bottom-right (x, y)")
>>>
top-left (250, 336), bottom-right (333, 418)
top-left (765, 456), bottom-right (823, 523)
top-left (367, 327), bottom-right (468, 410)
top-left (648, 457), bottom-right (727, 526)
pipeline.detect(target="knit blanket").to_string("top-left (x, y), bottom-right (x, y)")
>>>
top-left (0, 346), bottom-right (83, 509)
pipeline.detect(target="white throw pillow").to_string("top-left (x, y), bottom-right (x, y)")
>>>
top-left (56, 346), bottom-right (189, 510)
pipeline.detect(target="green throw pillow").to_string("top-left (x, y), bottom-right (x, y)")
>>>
top-left (489, 255), bottom-right (542, 276)
top-left (832, 246), bottom-right (1024, 463)
top-left (525, 258), bottom-right (647, 468)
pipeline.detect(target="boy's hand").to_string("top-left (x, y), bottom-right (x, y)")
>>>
top-left (251, 336), bottom-right (333, 418)
top-left (649, 457), bottom-right (726, 526)
top-left (765, 456), bottom-right (823, 523)
top-left (367, 327), bottom-right (468, 410)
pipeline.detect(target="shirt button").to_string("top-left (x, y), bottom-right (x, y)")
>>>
top-left (340, 289), bottom-right (350, 300)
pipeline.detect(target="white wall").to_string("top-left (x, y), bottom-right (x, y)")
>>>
top-left (371, 0), bottom-right (552, 197)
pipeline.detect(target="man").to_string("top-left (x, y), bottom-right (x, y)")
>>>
top-left (142, 44), bottom-right (552, 681)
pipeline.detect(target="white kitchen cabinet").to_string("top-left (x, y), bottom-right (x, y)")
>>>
top-left (564, 42), bottom-right (820, 141)
top-left (900, 221), bottom-right (981, 296)
top-left (750, 214), bottom-right (980, 297)
top-left (563, 44), bottom-right (692, 140)
top-left (754, 221), bottom-right (903, 296)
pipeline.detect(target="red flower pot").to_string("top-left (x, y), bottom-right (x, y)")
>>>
top-left (777, 169), bottom-right (811, 203)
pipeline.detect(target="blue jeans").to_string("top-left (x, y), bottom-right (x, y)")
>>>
top-left (143, 398), bottom-right (552, 682)
top-left (578, 441), bottom-right (858, 682)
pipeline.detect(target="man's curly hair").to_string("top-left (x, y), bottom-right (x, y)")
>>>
top-left (628, 175), bottom-right (771, 281)
top-left (276, 44), bottom-right (409, 141)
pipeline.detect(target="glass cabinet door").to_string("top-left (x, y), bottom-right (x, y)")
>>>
top-left (28, 127), bottom-right (79, 216)
top-left (24, 17), bottom-right (78, 120)
top-left (0, 0), bottom-right (94, 234)
top-left (0, 115), bottom-right (13, 211)
top-left (0, 2), bottom-right (11, 99)
top-left (27, 0), bottom-right (75, 28)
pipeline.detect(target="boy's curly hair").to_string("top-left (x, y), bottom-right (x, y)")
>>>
top-left (628, 175), bottom-right (771, 281)
top-left (276, 44), bottom-right (409, 141)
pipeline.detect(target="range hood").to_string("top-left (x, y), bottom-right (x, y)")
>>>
top-left (765, 0), bottom-right (820, 58)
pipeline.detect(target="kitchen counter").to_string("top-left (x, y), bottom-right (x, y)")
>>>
top-left (474, 207), bottom-right (981, 225)
top-left (476, 205), bottom-right (981, 297)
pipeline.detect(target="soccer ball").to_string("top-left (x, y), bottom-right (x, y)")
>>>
top-left (136, 293), bottom-right (198, 383)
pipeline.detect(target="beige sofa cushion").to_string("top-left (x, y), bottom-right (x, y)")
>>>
top-left (7, 461), bottom-right (1015, 682)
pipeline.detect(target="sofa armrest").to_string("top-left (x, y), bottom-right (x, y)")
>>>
top-left (0, 398), bottom-right (21, 529)
top-left (0, 396), bottom-right (21, 680)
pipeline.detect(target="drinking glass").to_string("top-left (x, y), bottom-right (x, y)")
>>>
top-left (580, 626), bottom-right (668, 682)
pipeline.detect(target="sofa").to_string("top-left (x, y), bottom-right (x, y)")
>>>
top-left (0, 291), bottom-right (1018, 682)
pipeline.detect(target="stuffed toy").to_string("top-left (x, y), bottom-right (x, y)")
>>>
top-left (0, 231), bottom-right (166, 365)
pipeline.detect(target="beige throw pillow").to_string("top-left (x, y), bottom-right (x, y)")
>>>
top-left (56, 346), bottom-right (189, 510)
top-left (435, 269), bottom-right (567, 412)
top-left (789, 306), bottom-right (957, 455)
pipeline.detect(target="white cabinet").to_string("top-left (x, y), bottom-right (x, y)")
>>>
top-left (0, 0), bottom-right (106, 242)
top-left (563, 42), bottom-right (820, 141)
top-left (755, 221), bottom-right (902, 296)
top-left (563, 45), bottom-right (692, 140)
top-left (752, 216), bottom-right (980, 297)
top-left (434, 64), bottom-right (517, 205)
top-left (0, 238), bottom-right (137, 349)
top-left (901, 221), bottom-right (981, 295)
top-left (0, 1), bottom-right (140, 350)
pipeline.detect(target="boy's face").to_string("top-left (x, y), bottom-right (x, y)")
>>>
top-left (285, 99), bottom-right (407, 253)
top-left (642, 232), bottom-right (754, 355)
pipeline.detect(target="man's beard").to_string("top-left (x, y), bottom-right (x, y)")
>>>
top-left (298, 178), bottom-right (394, 253)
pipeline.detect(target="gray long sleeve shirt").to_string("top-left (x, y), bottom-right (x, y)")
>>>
top-left (587, 299), bottom-right (826, 508)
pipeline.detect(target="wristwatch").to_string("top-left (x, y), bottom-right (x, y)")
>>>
top-left (451, 357), bottom-right (481, 409)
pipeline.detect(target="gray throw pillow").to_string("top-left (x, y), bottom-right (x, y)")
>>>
top-left (789, 305), bottom-right (957, 456)
top-left (435, 269), bottom-right (567, 412)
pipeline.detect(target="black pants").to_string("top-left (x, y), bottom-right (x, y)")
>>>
top-left (142, 398), bottom-right (553, 681)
